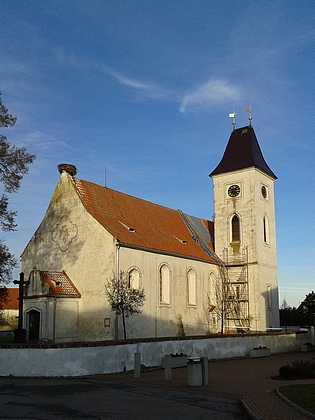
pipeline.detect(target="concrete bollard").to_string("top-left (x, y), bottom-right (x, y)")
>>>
top-left (164, 354), bottom-right (172, 382)
top-left (201, 357), bottom-right (208, 386)
top-left (134, 352), bottom-right (141, 379)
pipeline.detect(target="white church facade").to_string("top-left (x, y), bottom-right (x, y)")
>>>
top-left (21, 124), bottom-right (279, 343)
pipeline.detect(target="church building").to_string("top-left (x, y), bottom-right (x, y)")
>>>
top-left (21, 123), bottom-right (279, 343)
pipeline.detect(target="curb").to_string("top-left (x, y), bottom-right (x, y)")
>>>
top-left (240, 399), bottom-right (261, 420)
top-left (276, 387), bottom-right (315, 419)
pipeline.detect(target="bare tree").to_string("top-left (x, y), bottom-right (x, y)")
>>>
top-left (207, 274), bottom-right (226, 334)
top-left (105, 270), bottom-right (145, 339)
top-left (0, 92), bottom-right (35, 295)
top-left (207, 268), bottom-right (235, 334)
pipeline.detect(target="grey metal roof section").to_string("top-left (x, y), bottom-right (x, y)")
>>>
top-left (183, 213), bottom-right (213, 244)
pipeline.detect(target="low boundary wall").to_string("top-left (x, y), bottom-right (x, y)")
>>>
top-left (0, 330), bottom-right (312, 377)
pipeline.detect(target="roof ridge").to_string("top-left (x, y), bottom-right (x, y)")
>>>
top-left (74, 178), bottom-right (183, 214)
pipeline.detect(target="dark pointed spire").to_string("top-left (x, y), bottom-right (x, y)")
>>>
top-left (209, 125), bottom-right (277, 179)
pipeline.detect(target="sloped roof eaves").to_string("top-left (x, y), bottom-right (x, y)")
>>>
top-left (73, 179), bottom-right (217, 264)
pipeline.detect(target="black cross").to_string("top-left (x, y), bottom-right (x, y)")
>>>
top-left (13, 272), bottom-right (30, 343)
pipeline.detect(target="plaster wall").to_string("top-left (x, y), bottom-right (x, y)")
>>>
top-left (0, 332), bottom-right (311, 377)
top-left (118, 247), bottom-right (221, 339)
top-left (21, 172), bottom-right (222, 343)
top-left (212, 168), bottom-right (279, 330)
top-left (0, 309), bottom-right (18, 330)
top-left (21, 172), bottom-right (116, 342)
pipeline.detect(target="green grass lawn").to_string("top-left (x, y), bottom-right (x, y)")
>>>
top-left (279, 384), bottom-right (315, 414)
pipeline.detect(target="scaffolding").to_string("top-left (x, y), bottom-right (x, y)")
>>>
top-left (179, 211), bottom-right (250, 333)
top-left (220, 246), bottom-right (249, 332)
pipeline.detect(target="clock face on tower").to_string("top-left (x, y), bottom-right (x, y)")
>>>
top-left (228, 184), bottom-right (240, 198)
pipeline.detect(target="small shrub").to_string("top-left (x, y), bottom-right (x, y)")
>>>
top-left (279, 365), bottom-right (292, 378)
top-left (279, 360), bottom-right (315, 379)
top-left (291, 360), bottom-right (315, 378)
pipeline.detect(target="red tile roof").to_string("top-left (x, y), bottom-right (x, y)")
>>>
top-left (1, 288), bottom-right (19, 310)
top-left (40, 271), bottom-right (81, 297)
top-left (73, 178), bottom-right (217, 263)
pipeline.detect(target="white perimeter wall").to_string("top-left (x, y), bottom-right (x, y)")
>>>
top-left (0, 331), bottom-right (312, 377)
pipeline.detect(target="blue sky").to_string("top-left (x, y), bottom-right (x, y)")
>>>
top-left (0, 0), bottom-right (314, 307)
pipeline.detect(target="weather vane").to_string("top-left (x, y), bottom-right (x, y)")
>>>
top-left (228, 111), bottom-right (237, 130)
top-left (246, 106), bottom-right (252, 125)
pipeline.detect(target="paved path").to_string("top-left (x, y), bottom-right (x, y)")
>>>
top-left (99, 351), bottom-right (315, 420)
top-left (0, 377), bottom-right (248, 419)
top-left (0, 352), bottom-right (314, 419)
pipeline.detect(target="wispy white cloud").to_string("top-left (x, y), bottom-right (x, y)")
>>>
top-left (56, 49), bottom-right (172, 99)
top-left (104, 68), bottom-right (172, 99)
top-left (179, 79), bottom-right (241, 113)
top-left (56, 50), bottom-right (242, 112)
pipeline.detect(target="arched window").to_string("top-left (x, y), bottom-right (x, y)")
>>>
top-left (187, 268), bottom-right (196, 306)
top-left (159, 264), bottom-right (170, 305)
top-left (208, 272), bottom-right (218, 328)
top-left (263, 215), bottom-right (270, 244)
top-left (128, 268), bottom-right (140, 289)
top-left (231, 214), bottom-right (240, 242)
top-left (208, 271), bottom-right (217, 307)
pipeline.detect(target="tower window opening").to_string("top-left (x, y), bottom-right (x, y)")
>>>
top-left (267, 285), bottom-right (272, 310)
top-left (263, 215), bottom-right (270, 244)
top-left (231, 215), bottom-right (240, 242)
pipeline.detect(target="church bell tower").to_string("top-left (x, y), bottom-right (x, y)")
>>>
top-left (210, 122), bottom-right (279, 332)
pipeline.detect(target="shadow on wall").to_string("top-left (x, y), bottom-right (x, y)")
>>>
top-left (22, 287), bottom-right (282, 343)
top-left (22, 197), bottom-right (87, 275)
top-left (22, 299), bottom-right (222, 344)
top-left (261, 285), bottom-right (280, 331)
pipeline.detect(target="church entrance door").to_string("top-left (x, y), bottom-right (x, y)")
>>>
top-left (28, 310), bottom-right (40, 343)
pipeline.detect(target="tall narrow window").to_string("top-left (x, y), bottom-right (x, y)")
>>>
top-left (187, 268), bottom-right (196, 306)
top-left (159, 264), bottom-right (170, 305)
top-left (231, 214), bottom-right (240, 242)
top-left (207, 272), bottom-right (216, 310)
top-left (267, 285), bottom-right (272, 310)
top-left (128, 268), bottom-right (140, 289)
top-left (263, 215), bottom-right (270, 244)
top-left (208, 272), bottom-right (216, 293)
